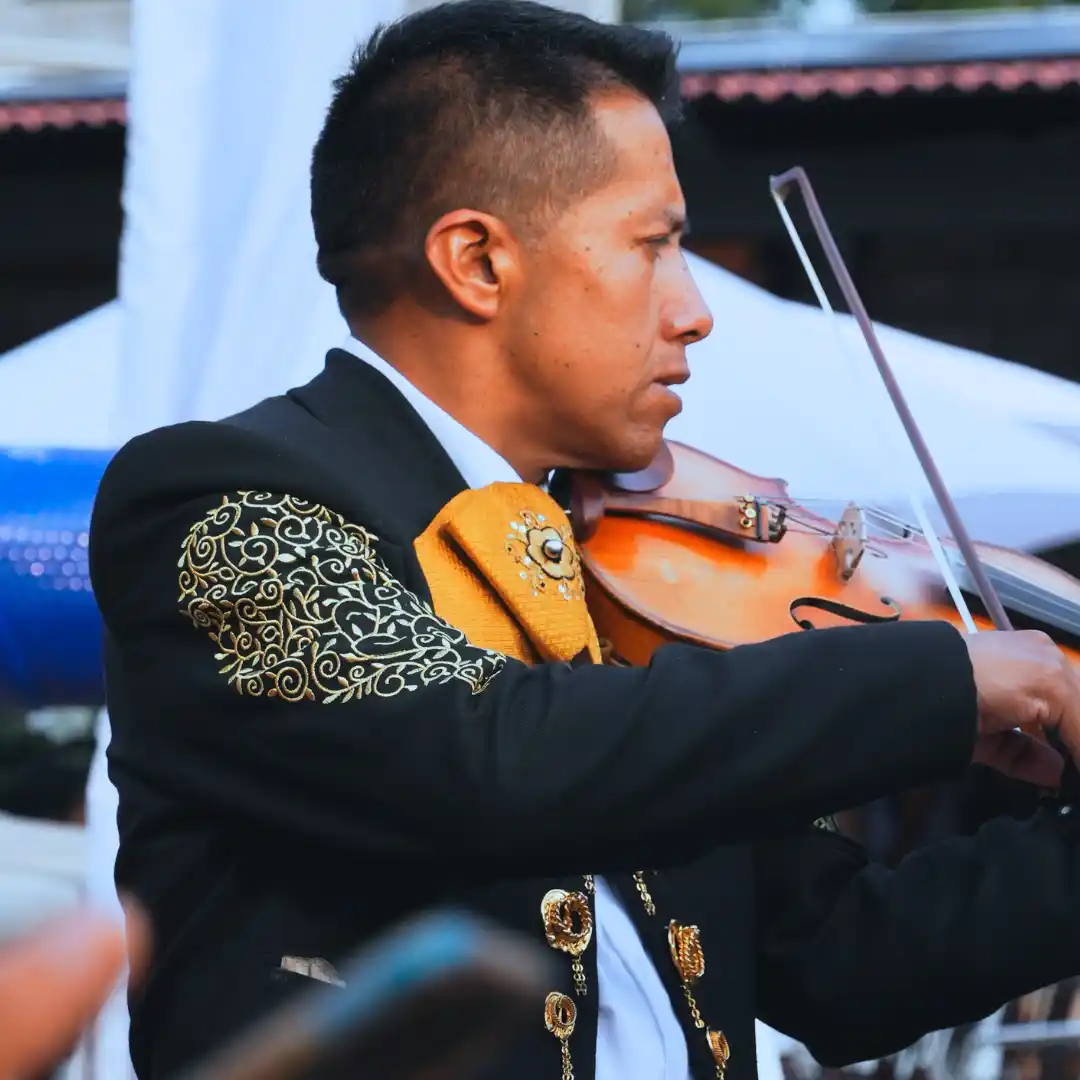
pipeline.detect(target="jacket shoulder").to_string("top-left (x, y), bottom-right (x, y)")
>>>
top-left (94, 413), bottom-right (300, 514)
top-left (88, 404), bottom-right (409, 626)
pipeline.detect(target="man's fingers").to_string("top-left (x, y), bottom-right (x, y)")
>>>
top-left (0, 911), bottom-right (129, 1078)
top-left (973, 730), bottom-right (1064, 789)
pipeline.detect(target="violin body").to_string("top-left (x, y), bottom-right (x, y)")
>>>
top-left (571, 441), bottom-right (1080, 671)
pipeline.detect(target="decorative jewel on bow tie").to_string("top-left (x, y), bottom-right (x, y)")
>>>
top-left (507, 511), bottom-right (583, 601)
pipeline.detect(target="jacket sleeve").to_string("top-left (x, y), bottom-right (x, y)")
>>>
top-left (89, 437), bottom-right (978, 875)
top-left (754, 806), bottom-right (1080, 1066)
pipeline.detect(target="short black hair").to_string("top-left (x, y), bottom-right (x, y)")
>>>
top-left (310, 0), bottom-right (680, 318)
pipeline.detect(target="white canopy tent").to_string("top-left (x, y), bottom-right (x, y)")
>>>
top-left (0, 303), bottom-right (120, 449)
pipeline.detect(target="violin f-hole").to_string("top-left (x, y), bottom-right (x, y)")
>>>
top-left (790, 595), bottom-right (902, 631)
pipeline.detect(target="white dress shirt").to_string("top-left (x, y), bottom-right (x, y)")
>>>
top-left (338, 335), bottom-right (692, 1080)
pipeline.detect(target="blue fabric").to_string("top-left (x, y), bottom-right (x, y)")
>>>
top-left (0, 447), bottom-right (113, 707)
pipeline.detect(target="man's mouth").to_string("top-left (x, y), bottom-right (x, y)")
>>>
top-left (654, 370), bottom-right (690, 388)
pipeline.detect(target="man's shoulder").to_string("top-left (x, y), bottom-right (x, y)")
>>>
top-left (86, 387), bottom-right (421, 608)
top-left (97, 398), bottom-right (308, 509)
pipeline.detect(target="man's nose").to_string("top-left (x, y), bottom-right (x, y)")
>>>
top-left (667, 267), bottom-right (714, 345)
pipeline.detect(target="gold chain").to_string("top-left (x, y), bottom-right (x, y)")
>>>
top-left (545, 870), bottom-right (728, 1080)
top-left (633, 882), bottom-right (729, 1080)
top-left (632, 870), bottom-right (656, 916)
top-left (560, 1039), bottom-right (575, 1080)
top-left (542, 879), bottom-right (594, 1079)
top-left (682, 984), bottom-right (706, 1029)
top-left (575, 876), bottom-right (592, 994)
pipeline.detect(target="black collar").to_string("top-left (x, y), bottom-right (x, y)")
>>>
top-left (288, 349), bottom-right (470, 540)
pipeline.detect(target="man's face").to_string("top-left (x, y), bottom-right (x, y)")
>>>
top-left (506, 91), bottom-right (713, 473)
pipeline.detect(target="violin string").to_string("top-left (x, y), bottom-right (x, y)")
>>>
top-left (768, 497), bottom-right (917, 538)
top-left (954, 559), bottom-right (1080, 633)
top-left (757, 495), bottom-right (1080, 634)
top-left (771, 191), bottom-right (978, 634)
top-left (859, 507), bottom-right (1080, 622)
top-left (755, 493), bottom-right (960, 552)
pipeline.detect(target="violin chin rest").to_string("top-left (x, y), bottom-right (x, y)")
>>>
top-left (608, 441), bottom-right (675, 494)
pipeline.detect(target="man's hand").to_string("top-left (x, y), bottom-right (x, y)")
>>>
top-left (0, 903), bottom-right (149, 1079)
top-left (966, 629), bottom-right (1080, 788)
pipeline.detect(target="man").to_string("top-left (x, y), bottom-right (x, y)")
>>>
top-left (88, 3), bottom-right (1080, 1079)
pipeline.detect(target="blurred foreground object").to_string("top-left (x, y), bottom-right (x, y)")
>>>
top-left (0, 809), bottom-right (86, 944)
top-left (0, 904), bottom-right (147, 1080)
top-left (177, 910), bottom-right (554, 1080)
top-left (0, 904), bottom-right (548, 1080)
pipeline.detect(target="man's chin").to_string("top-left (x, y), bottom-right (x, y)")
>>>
top-left (601, 430), bottom-right (667, 476)
top-left (555, 420), bottom-right (669, 477)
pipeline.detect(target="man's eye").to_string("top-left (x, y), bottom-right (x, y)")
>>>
top-left (644, 236), bottom-right (674, 258)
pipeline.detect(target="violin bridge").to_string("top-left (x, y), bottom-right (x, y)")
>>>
top-left (831, 503), bottom-right (866, 581)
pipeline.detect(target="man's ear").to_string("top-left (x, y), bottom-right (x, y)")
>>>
top-left (424, 209), bottom-right (519, 320)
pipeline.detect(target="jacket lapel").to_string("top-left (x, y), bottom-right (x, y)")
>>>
top-left (290, 348), bottom-right (468, 540)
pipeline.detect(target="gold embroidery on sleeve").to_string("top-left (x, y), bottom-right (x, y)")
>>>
top-left (178, 492), bottom-right (506, 702)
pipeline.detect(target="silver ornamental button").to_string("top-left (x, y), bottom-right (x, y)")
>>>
top-left (542, 536), bottom-right (564, 561)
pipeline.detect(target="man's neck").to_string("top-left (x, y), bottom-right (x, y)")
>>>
top-left (349, 319), bottom-right (550, 484)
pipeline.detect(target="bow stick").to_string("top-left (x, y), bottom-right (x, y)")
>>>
top-left (768, 166), bottom-right (1013, 635)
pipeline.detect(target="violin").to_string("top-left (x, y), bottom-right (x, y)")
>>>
top-left (566, 166), bottom-right (1080, 728)
top-left (568, 438), bottom-right (1080, 670)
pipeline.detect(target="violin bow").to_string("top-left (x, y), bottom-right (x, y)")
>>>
top-left (768, 166), bottom-right (1013, 635)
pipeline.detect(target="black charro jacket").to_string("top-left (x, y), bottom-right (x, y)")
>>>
top-left (89, 349), bottom-right (1080, 1080)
